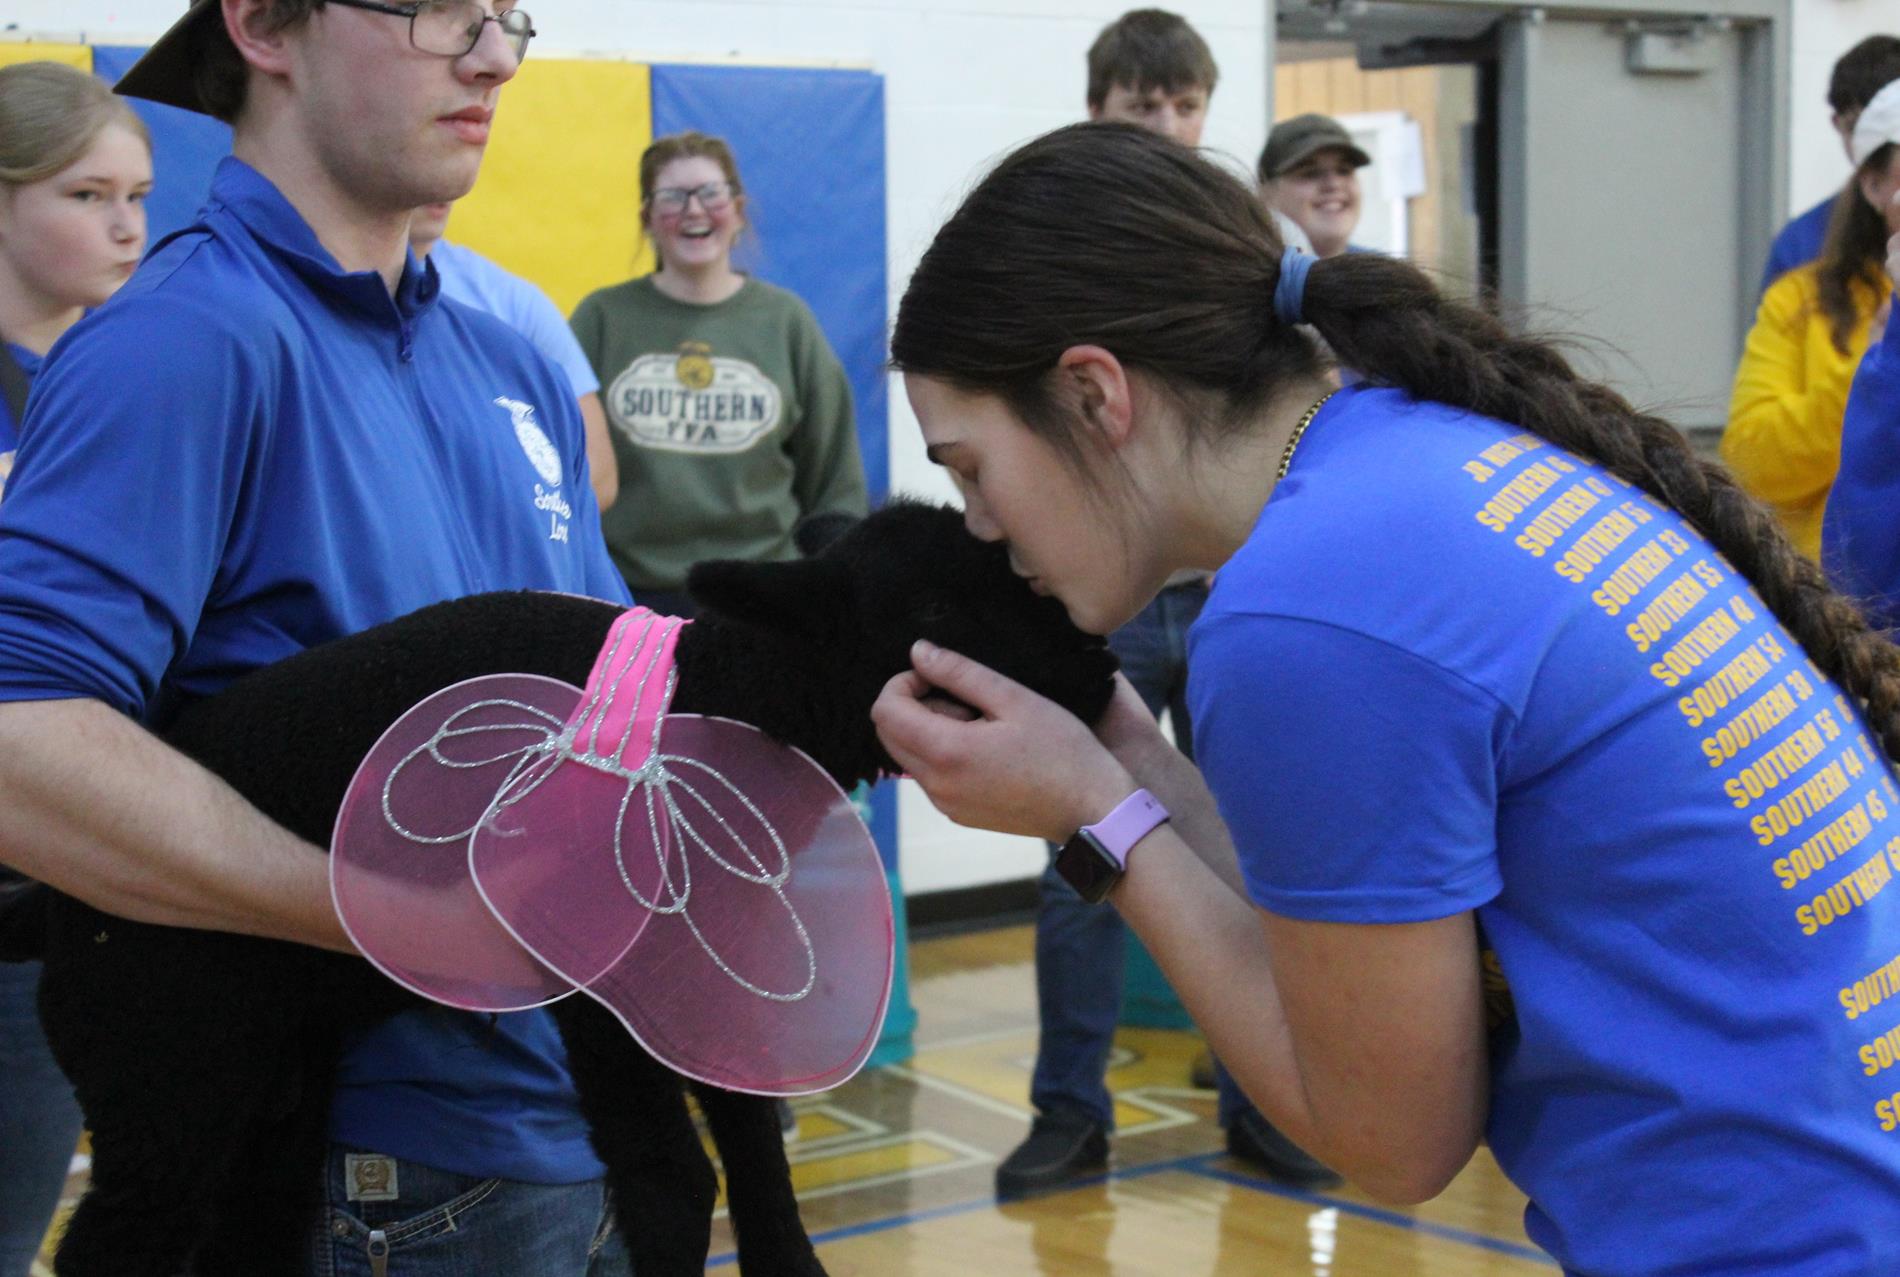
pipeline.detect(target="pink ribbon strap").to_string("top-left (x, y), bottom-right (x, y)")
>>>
top-left (570, 607), bottom-right (689, 773)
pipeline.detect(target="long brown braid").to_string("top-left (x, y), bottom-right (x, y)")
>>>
top-left (1303, 251), bottom-right (1900, 764)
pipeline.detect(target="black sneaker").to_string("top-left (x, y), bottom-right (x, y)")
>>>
top-left (1224, 1109), bottom-right (1343, 1189)
top-left (994, 1112), bottom-right (1109, 1199)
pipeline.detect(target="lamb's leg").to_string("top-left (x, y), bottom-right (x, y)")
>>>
top-left (692, 1083), bottom-right (826, 1277)
top-left (192, 1045), bottom-right (341, 1277)
top-left (50, 1023), bottom-right (291, 1277)
top-left (555, 997), bottom-right (719, 1277)
top-left (39, 910), bottom-right (306, 1277)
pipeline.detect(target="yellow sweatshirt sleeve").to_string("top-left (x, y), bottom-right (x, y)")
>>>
top-left (1721, 270), bottom-right (1843, 510)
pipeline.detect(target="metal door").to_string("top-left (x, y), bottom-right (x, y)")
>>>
top-left (1276, 0), bottom-right (1788, 438)
top-left (1501, 13), bottom-right (1753, 435)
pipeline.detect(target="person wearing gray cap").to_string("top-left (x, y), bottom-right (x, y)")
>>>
top-left (0, 2), bottom-right (637, 1274)
top-left (1257, 113), bottom-right (1372, 260)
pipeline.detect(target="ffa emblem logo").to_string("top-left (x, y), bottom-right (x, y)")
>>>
top-left (495, 397), bottom-right (564, 488)
top-left (607, 353), bottom-right (782, 454)
top-left (674, 341), bottom-right (716, 391)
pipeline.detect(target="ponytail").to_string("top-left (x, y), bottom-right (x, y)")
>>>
top-left (1299, 250), bottom-right (1900, 761)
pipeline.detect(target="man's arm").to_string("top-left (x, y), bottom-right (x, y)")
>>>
top-left (0, 698), bottom-right (349, 949)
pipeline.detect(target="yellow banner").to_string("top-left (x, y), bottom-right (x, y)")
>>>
top-left (0, 43), bottom-right (92, 72)
top-left (452, 58), bottom-right (655, 320)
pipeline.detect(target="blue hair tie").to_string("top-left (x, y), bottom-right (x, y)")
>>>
top-left (1274, 248), bottom-right (1315, 326)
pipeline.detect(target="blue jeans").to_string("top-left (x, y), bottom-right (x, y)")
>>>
top-left (0, 959), bottom-right (83, 1277)
top-left (309, 1146), bottom-right (630, 1277)
top-left (1030, 581), bottom-right (1255, 1130)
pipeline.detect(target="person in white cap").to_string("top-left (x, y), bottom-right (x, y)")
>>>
top-left (1760, 35), bottom-right (1900, 295)
top-left (1723, 74), bottom-right (1900, 561)
top-left (0, 2), bottom-right (635, 1272)
top-left (1820, 89), bottom-right (1900, 616)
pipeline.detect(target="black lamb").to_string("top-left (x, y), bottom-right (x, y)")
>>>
top-left (21, 500), bottom-right (1117, 1277)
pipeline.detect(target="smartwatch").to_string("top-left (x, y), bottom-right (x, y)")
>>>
top-left (1054, 788), bottom-right (1170, 904)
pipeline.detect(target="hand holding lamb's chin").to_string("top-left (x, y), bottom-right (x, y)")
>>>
top-left (872, 641), bottom-right (1134, 844)
top-left (915, 691), bottom-right (980, 722)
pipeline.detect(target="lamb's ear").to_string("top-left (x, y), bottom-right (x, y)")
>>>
top-left (685, 556), bottom-right (854, 639)
top-left (792, 512), bottom-right (858, 558)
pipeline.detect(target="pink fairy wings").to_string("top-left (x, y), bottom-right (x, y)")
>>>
top-left (331, 605), bottom-right (894, 1094)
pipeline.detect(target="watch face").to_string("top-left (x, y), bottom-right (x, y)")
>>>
top-left (1055, 829), bottom-right (1123, 905)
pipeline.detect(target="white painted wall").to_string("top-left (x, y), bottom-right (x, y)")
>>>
top-left (9, 0), bottom-right (1885, 895)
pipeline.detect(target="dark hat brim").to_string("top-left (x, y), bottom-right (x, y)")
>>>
top-left (113, 0), bottom-right (222, 117)
top-left (1268, 136), bottom-right (1373, 178)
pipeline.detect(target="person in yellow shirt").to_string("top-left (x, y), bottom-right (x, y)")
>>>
top-left (1724, 77), bottom-right (1900, 558)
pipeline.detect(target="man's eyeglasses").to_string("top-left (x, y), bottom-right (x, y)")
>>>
top-left (323, 0), bottom-right (537, 63)
top-left (648, 182), bottom-right (737, 215)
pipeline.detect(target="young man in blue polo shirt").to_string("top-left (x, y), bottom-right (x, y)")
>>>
top-left (0, 1), bottom-right (633, 1272)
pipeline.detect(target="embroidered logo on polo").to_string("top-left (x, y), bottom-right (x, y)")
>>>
top-left (606, 344), bottom-right (782, 454)
top-left (495, 397), bottom-right (571, 544)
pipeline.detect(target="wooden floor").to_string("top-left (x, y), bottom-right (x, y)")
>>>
top-left (36, 924), bottom-right (1552, 1275)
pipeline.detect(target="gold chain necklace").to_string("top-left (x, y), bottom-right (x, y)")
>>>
top-left (1277, 389), bottom-right (1339, 481)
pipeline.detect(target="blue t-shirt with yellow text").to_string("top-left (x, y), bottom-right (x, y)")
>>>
top-left (1190, 384), bottom-right (1900, 1276)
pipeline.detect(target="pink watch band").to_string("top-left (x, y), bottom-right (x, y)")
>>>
top-left (1082, 788), bottom-right (1170, 869)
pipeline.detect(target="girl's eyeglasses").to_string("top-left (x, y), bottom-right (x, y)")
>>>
top-left (649, 183), bottom-right (737, 215)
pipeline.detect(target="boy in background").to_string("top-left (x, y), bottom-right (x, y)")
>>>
top-left (997, 6), bottom-right (1341, 1201)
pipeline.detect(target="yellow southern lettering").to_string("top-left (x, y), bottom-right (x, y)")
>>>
top-left (1649, 604), bottom-right (1744, 688)
top-left (1626, 571), bottom-right (1711, 653)
top-left (1724, 718), bottom-right (1828, 808)
top-left (1589, 536), bottom-right (1681, 615)
top-left (1514, 479), bottom-right (1611, 556)
top-left (1555, 501), bottom-right (1655, 583)
top-left (1859, 1021), bottom-right (1900, 1076)
top-left (1679, 634), bottom-right (1782, 725)
top-left (1752, 760), bottom-right (1854, 847)
top-left (1796, 844), bottom-right (1896, 937)
top-left (1476, 461), bottom-right (1566, 532)
top-left (1700, 673), bottom-right (1805, 767)
top-left (1843, 940), bottom-right (1900, 1021)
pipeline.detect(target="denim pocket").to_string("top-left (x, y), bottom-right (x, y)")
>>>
top-left (313, 1148), bottom-right (614, 1277)
top-left (317, 1154), bottom-right (502, 1277)
top-left (325, 1174), bottom-right (501, 1249)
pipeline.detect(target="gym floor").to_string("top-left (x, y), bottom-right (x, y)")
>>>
top-left (35, 924), bottom-right (1550, 1275)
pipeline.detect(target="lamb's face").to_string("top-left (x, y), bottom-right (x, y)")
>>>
top-left (822, 502), bottom-right (1120, 723)
top-left (684, 501), bottom-right (1119, 780)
